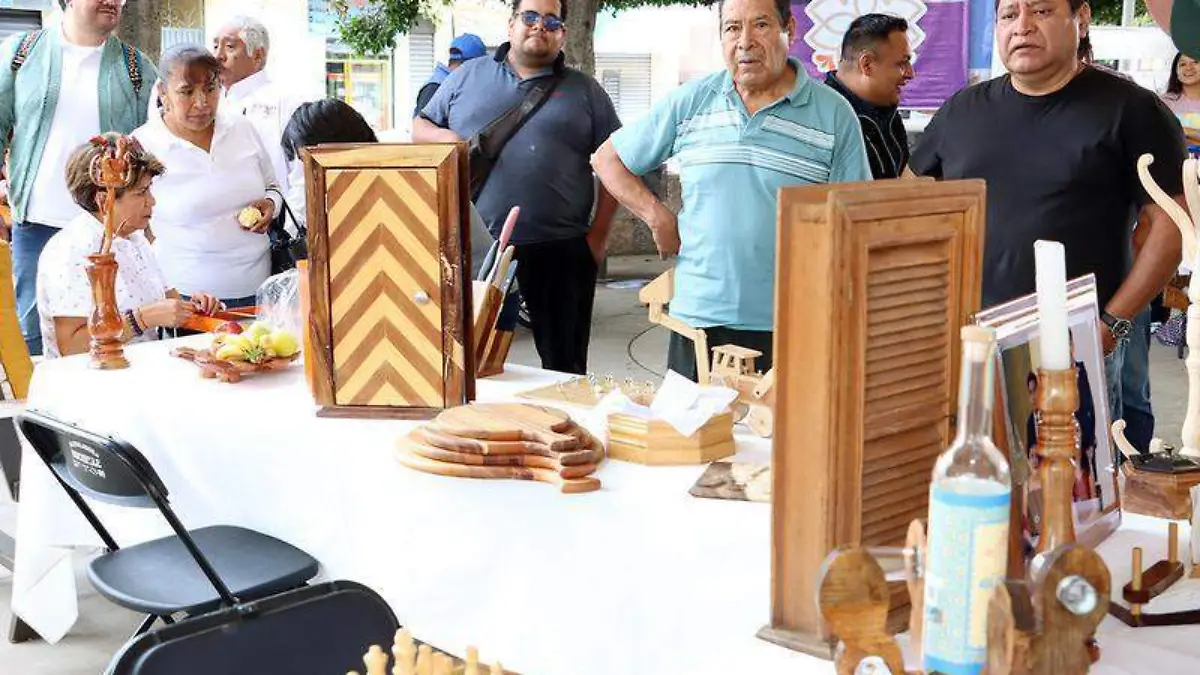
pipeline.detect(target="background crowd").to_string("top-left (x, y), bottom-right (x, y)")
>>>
top-left (0, 0), bottom-right (1195, 456)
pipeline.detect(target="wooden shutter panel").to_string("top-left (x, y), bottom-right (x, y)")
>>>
top-left (763, 179), bottom-right (986, 654)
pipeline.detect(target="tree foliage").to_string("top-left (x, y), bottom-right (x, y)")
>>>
top-left (1088, 0), bottom-right (1152, 26)
top-left (334, 0), bottom-right (1157, 68)
top-left (334, 0), bottom-right (716, 64)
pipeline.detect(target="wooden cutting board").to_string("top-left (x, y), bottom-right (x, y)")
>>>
top-left (396, 447), bottom-right (601, 494)
top-left (402, 435), bottom-right (601, 479)
top-left (410, 427), bottom-right (595, 466)
top-left (429, 404), bottom-right (577, 450)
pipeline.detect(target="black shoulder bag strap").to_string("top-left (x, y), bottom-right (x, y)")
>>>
top-left (10, 30), bottom-right (43, 73)
top-left (468, 69), bottom-right (565, 200)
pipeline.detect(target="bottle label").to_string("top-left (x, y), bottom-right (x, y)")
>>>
top-left (921, 482), bottom-right (1010, 675)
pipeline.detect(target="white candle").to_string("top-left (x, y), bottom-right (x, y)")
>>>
top-left (1034, 240), bottom-right (1071, 370)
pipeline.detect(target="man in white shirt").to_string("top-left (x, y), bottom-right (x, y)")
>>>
top-left (0, 0), bottom-right (157, 355)
top-left (212, 16), bottom-right (303, 203)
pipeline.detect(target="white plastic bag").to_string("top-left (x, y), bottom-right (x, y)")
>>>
top-left (255, 269), bottom-right (301, 337)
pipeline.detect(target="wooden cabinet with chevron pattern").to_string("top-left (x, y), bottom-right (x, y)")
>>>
top-left (303, 144), bottom-right (474, 419)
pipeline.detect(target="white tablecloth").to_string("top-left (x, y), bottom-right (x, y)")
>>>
top-left (11, 339), bottom-right (1200, 674)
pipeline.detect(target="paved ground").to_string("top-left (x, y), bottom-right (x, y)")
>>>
top-left (0, 254), bottom-right (1191, 673)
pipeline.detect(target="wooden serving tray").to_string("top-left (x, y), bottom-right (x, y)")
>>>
top-left (170, 346), bottom-right (298, 383)
top-left (429, 404), bottom-right (578, 450)
top-left (404, 433), bottom-right (600, 479)
top-left (395, 445), bottom-right (600, 493)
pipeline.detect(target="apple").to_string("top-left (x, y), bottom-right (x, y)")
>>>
top-left (214, 321), bottom-right (243, 335)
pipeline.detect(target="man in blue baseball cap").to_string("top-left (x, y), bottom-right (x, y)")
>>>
top-left (413, 34), bottom-right (487, 117)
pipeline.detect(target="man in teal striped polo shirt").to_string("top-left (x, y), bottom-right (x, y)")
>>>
top-left (592, 0), bottom-right (870, 380)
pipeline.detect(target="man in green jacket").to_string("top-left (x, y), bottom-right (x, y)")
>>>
top-left (0, 0), bottom-right (158, 356)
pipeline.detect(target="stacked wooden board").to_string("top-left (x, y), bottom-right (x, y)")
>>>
top-left (396, 403), bottom-right (603, 493)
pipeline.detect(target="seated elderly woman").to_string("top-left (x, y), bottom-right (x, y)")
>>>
top-left (133, 43), bottom-right (280, 308)
top-left (36, 134), bottom-right (221, 359)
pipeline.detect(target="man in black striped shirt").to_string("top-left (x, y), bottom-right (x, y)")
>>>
top-left (824, 14), bottom-right (914, 179)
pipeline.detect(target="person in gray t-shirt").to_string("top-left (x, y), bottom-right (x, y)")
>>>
top-left (414, 0), bottom-right (621, 375)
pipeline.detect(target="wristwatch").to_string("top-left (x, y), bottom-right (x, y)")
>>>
top-left (1101, 311), bottom-right (1133, 343)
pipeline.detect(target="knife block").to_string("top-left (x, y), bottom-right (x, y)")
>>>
top-left (303, 143), bottom-right (474, 418)
top-left (472, 280), bottom-right (510, 378)
top-left (760, 179), bottom-right (986, 655)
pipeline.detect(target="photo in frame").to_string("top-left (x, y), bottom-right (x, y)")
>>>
top-left (976, 274), bottom-right (1121, 557)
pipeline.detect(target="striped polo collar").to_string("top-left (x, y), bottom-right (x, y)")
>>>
top-left (713, 57), bottom-right (813, 108)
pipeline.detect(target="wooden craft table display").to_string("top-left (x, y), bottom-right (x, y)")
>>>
top-left (302, 143), bottom-right (474, 419)
top-left (8, 342), bottom-right (1200, 674)
top-left (761, 179), bottom-right (987, 654)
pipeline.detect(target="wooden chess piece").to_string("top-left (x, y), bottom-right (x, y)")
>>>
top-left (464, 647), bottom-right (480, 675)
top-left (415, 644), bottom-right (433, 675)
top-left (392, 628), bottom-right (416, 675)
top-left (363, 644), bottom-right (390, 675)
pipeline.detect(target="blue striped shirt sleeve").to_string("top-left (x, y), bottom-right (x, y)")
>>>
top-left (608, 85), bottom-right (691, 177)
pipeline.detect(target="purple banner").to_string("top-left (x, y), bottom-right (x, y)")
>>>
top-left (789, 0), bottom-right (969, 109)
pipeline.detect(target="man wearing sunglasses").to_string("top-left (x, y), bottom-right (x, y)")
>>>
top-left (415, 0), bottom-right (622, 376)
top-left (591, 0), bottom-right (871, 381)
top-left (0, 0), bottom-right (157, 356)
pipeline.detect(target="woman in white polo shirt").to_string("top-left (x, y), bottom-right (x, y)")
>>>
top-left (37, 134), bottom-right (222, 359)
top-left (133, 44), bottom-right (279, 308)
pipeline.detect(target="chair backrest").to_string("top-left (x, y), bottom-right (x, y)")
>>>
top-left (107, 581), bottom-right (401, 675)
top-left (17, 410), bottom-right (168, 508)
top-left (0, 415), bottom-right (22, 502)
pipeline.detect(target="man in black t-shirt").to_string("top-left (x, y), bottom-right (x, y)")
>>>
top-left (910, 0), bottom-right (1187, 429)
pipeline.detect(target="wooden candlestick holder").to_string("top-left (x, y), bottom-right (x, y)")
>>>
top-left (85, 252), bottom-right (127, 370)
top-left (1032, 368), bottom-right (1079, 562)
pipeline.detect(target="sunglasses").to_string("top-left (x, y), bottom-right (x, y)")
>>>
top-left (518, 10), bottom-right (564, 32)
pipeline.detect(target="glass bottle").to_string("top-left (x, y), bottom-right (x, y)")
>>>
top-left (921, 325), bottom-right (1012, 675)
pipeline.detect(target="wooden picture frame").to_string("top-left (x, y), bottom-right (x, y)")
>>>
top-left (761, 179), bottom-right (986, 656)
top-left (976, 275), bottom-right (1122, 558)
top-left (303, 143), bottom-right (474, 419)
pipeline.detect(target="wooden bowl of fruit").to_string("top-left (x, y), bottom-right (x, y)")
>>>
top-left (170, 321), bottom-right (301, 383)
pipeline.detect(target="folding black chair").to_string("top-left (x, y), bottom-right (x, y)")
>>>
top-left (107, 581), bottom-right (400, 675)
top-left (16, 410), bottom-right (320, 640)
